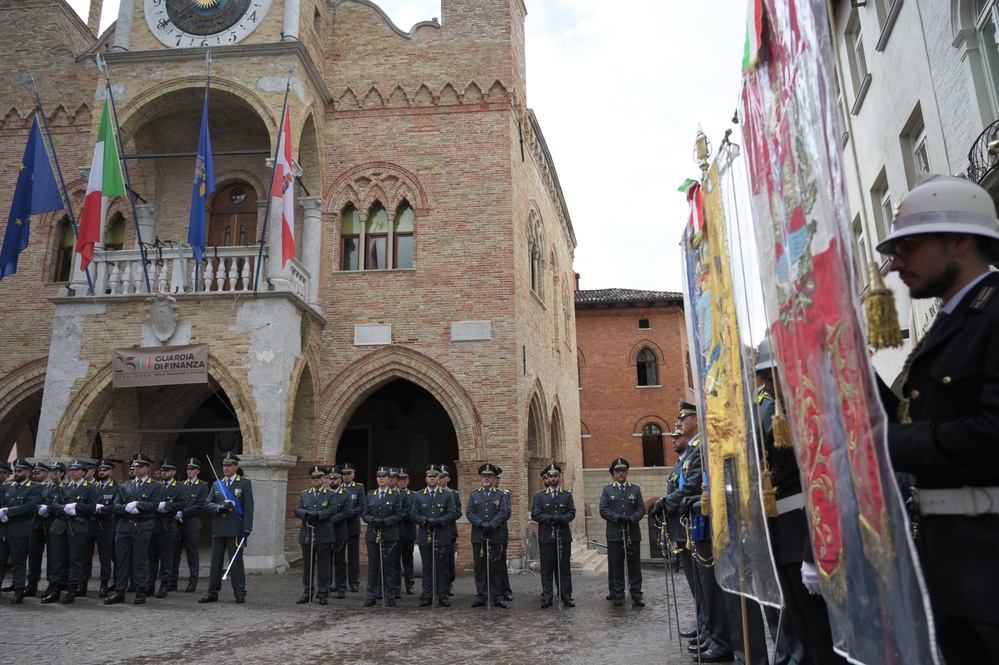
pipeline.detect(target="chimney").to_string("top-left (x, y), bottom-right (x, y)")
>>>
top-left (574, 272), bottom-right (581, 291)
top-left (88, 0), bottom-right (103, 36)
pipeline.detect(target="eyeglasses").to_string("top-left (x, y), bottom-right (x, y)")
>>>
top-left (884, 233), bottom-right (939, 261)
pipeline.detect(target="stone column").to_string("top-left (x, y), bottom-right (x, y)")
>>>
top-left (135, 204), bottom-right (157, 248)
top-left (299, 196), bottom-right (323, 307)
top-left (114, 0), bottom-right (135, 50)
top-left (238, 454), bottom-right (297, 573)
top-left (283, 0), bottom-right (300, 41)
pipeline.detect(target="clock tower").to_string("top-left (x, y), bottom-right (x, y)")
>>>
top-left (144, 0), bottom-right (274, 48)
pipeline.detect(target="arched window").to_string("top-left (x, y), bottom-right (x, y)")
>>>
top-left (341, 200), bottom-right (414, 271)
top-left (527, 212), bottom-right (545, 301)
top-left (641, 423), bottom-right (665, 467)
top-left (105, 214), bottom-right (126, 251)
top-left (978, 0), bottom-right (999, 115)
top-left (637, 348), bottom-right (659, 386)
top-left (53, 215), bottom-right (74, 282)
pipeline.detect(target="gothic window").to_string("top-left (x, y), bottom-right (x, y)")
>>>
top-left (53, 215), bottom-right (74, 282)
top-left (341, 200), bottom-right (415, 271)
top-left (637, 348), bottom-right (659, 387)
top-left (105, 213), bottom-right (126, 251)
top-left (641, 423), bottom-right (665, 467)
top-left (527, 211), bottom-right (545, 301)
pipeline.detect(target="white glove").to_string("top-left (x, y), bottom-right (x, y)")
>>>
top-left (37, 504), bottom-right (49, 517)
top-left (126, 501), bottom-right (139, 515)
top-left (157, 501), bottom-right (167, 513)
top-left (0, 507), bottom-right (7, 521)
top-left (95, 503), bottom-right (105, 514)
top-left (175, 511), bottom-right (184, 522)
top-left (64, 503), bottom-right (77, 516)
top-left (801, 561), bottom-right (821, 595)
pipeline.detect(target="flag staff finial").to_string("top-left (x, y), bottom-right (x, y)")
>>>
top-left (694, 126), bottom-right (712, 181)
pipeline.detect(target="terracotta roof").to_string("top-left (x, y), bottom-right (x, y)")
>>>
top-left (574, 289), bottom-right (684, 306)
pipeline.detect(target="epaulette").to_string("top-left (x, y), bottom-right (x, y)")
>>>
top-left (235, 476), bottom-right (242, 481)
top-left (971, 285), bottom-right (996, 311)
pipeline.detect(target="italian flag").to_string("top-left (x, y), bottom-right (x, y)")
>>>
top-left (742, 0), bottom-right (764, 73)
top-left (271, 108), bottom-right (295, 267)
top-left (76, 100), bottom-right (125, 271)
top-left (679, 178), bottom-right (703, 246)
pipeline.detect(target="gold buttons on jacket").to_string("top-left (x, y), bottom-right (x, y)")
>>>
top-left (941, 376), bottom-right (952, 385)
top-left (909, 390), bottom-right (920, 400)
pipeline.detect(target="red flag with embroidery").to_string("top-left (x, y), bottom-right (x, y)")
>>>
top-left (271, 108), bottom-right (295, 267)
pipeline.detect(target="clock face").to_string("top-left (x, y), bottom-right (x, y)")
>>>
top-left (145, 0), bottom-right (272, 48)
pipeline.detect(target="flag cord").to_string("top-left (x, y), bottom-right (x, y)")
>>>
top-left (253, 63), bottom-right (295, 292)
top-left (23, 74), bottom-right (96, 295)
top-left (97, 55), bottom-right (152, 294)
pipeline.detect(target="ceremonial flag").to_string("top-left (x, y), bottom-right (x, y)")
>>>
top-left (740, 1), bottom-right (938, 662)
top-left (679, 178), bottom-right (703, 246)
top-left (271, 107), bottom-right (294, 267)
top-left (680, 157), bottom-right (781, 608)
top-left (76, 100), bottom-right (125, 271)
top-left (0, 116), bottom-right (63, 279)
top-left (742, 0), bottom-right (764, 73)
top-left (187, 95), bottom-right (215, 266)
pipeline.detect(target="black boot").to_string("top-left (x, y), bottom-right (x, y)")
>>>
top-left (60, 588), bottom-right (76, 604)
top-left (103, 591), bottom-right (125, 605)
top-left (23, 581), bottom-right (37, 597)
top-left (99, 580), bottom-right (109, 598)
top-left (134, 590), bottom-right (146, 605)
top-left (185, 579), bottom-right (198, 593)
top-left (40, 585), bottom-right (62, 604)
top-left (156, 582), bottom-right (168, 598)
top-left (11, 589), bottom-right (24, 604)
top-left (76, 583), bottom-right (88, 597)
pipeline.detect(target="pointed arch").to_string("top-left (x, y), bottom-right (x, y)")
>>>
top-left (316, 346), bottom-right (483, 461)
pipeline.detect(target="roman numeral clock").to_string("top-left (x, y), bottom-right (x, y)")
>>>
top-left (145, 0), bottom-right (272, 48)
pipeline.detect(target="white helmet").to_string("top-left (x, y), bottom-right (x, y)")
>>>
top-left (754, 337), bottom-right (777, 372)
top-left (875, 174), bottom-right (999, 254)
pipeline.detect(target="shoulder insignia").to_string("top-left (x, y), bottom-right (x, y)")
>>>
top-left (971, 285), bottom-right (996, 311)
top-left (235, 476), bottom-right (242, 481)
top-left (25, 481), bottom-right (31, 486)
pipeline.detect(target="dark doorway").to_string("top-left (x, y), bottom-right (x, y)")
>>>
top-left (335, 379), bottom-right (459, 491)
top-left (641, 423), bottom-right (665, 467)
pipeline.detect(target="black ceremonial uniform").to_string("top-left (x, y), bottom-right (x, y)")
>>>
top-left (411, 485), bottom-right (459, 605)
top-left (88, 477), bottom-right (119, 594)
top-left (396, 487), bottom-right (417, 596)
top-left (530, 485), bottom-right (576, 606)
top-left (0, 473), bottom-right (43, 599)
top-left (148, 477), bottom-right (187, 596)
top-left (294, 486), bottom-right (338, 601)
top-left (108, 475), bottom-right (165, 601)
top-left (27, 479), bottom-right (56, 594)
top-left (599, 479), bottom-right (644, 603)
top-left (328, 486), bottom-right (352, 596)
top-left (466, 485), bottom-right (511, 606)
top-left (202, 472), bottom-right (254, 602)
top-left (343, 479), bottom-right (365, 591)
top-left (885, 272), bottom-right (999, 662)
top-left (362, 487), bottom-right (403, 604)
top-left (173, 477), bottom-right (209, 590)
top-left (48, 477), bottom-right (97, 601)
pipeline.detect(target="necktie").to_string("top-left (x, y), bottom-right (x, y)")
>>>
top-left (380, 491), bottom-right (385, 500)
top-left (227, 478), bottom-right (233, 489)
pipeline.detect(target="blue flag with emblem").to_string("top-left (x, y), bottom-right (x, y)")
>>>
top-left (1, 116), bottom-right (63, 280)
top-left (187, 94), bottom-right (215, 266)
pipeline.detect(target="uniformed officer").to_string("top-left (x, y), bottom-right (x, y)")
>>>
top-left (200, 452), bottom-right (253, 604)
top-left (0, 458), bottom-right (43, 604)
top-left (598, 457), bottom-right (645, 607)
top-left (37, 461), bottom-right (68, 603)
top-left (493, 467), bottom-right (513, 602)
top-left (0, 460), bottom-right (11, 593)
top-left (46, 459), bottom-right (96, 603)
top-left (104, 452), bottom-right (165, 605)
top-left (89, 459), bottom-right (119, 598)
top-left (26, 461), bottom-right (52, 597)
top-left (875, 175), bottom-right (999, 663)
top-left (340, 462), bottom-right (365, 592)
top-left (440, 464), bottom-right (460, 596)
top-left (395, 467), bottom-right (417, 597)
top-left (294, 465), bottom-right (337, 605)
top-left (530, 463), bottom-right (576, 608)
top-left (467, 462), bottom-right (511, 608)
top-left (362, 465), bottom-right (404, 607)
top-left (411, 464), bottom-right (459, 607)
top-left (173, 457), bottom-right (210, 593)
top-left (148, 459), bottom-right (187, 598)
top-left (327, 465), bottom-right (352, 598)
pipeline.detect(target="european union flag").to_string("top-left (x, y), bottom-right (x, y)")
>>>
top-left (0, 116), bottom-right (63, 280)
top-left (187, 95), bottom-right (215, 266)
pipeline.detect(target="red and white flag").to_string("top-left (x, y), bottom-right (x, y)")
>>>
top-left (77, 100), bottom-right (125, 271)
top-left (271, 109), bottom-right (295, 267)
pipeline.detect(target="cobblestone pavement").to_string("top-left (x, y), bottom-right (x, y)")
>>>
top-left (0, 563), bottom-right (715, 664)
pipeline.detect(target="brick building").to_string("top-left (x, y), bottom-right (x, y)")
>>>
top-left (575, 289), bottom-right (690, 471)
top-left (0, 0), bottom-right (580, 571)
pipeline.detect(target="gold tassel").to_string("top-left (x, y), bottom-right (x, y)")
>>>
top-left (863, 261), bottom-right (904, 349)
top-left (761, 468), bottom-right (778, 518)
top-left (700, 485), bottom-right (709, 516)
top-left (897, 398), bottom-right (911, 425)
top-left (772, 397), bottom-right (793, 449)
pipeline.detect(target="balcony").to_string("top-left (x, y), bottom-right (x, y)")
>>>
top-left (967, 118), bottom-right (999, 185)
top-left (67, 245), bottom-right (311, 303)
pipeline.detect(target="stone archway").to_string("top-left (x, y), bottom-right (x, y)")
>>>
top-left (0, 358), bottom-right (47, 460)
top-left (316, 346), bottom-right (483, 467)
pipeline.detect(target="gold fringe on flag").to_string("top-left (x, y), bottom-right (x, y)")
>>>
top-left (761, 468), bottom-right (778, 518)
top-left (772, 397), bottom-right (794, 449)
top-left (863, 261), bottom-right (903, 349)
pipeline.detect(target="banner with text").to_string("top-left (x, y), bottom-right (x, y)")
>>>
top-left (113, 344), bottom-right (209, 388)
